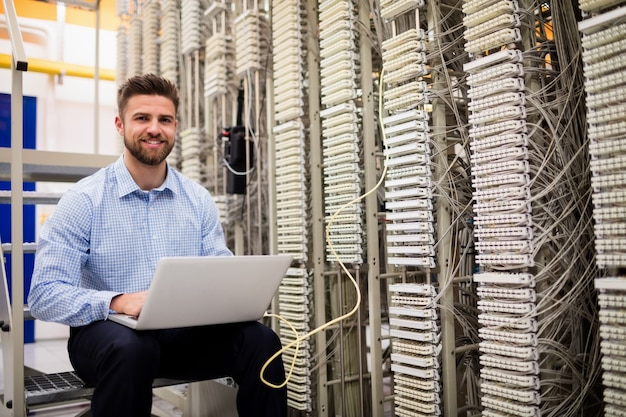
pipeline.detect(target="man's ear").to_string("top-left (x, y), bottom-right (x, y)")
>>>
top-left (115, 115), bottom-right (124, 136)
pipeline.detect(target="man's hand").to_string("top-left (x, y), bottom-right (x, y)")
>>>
top-left (110, 291), bottom-right (148, 316)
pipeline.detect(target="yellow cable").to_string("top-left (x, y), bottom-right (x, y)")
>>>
top-left (260, 69), bottom-right (389, 389)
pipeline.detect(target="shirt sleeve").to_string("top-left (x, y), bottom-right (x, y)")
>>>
top-left (27, 189), bottom-right (120, 327)
top-left (200, 190), bottom-right (233, 257)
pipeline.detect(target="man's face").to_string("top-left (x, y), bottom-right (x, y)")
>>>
top-left (115, 94), bottom-right (177, 166)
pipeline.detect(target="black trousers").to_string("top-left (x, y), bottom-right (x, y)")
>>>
top-left (68, 320), bottom-right (287, 417)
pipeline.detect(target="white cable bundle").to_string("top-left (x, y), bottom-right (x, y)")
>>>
top-left (128, 14), bottom-right (143, 76)
top-left (141, 0), bottom-right (159, 74)
top-left (181, 0), bottom-right (201, 55)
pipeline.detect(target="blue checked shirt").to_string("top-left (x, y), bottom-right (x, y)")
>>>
top-left (28, 155), bottom-right (232, 327)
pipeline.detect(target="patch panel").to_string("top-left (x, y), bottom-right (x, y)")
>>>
top-left (591, 172), bottom-right (626, 191)
top-left (385, 64), bottom-right (429, 84)
top-left (390, 306), bottom-right (438, 320)
top-left (585, 71), bottom-right (626, 95)
top-left (382, 28), bottom-right (425, 51)
top-left (386, 222), bottom-right (434, 233)
top-left (394, 397), bottom-right (440, 416)
top-left (388, 257), bottom-right (436, 268)
top-left (383, 109), bottom-right (429, 126)
top-left (481, 382), bottom-right (540, 404)
top-left (467, 63), bottom-right (524, 88)
top-left (462, 0), bottom-right (502, 15)
top-left (587, 86), bottom-right (626, 109)
top-left (385, 175), bottom-right (431, 189)
top-left (480, 356), bottom-right (539, 374)
top-left (474, 213), bottom-right (530, 227)
top-left (474, 199), bottom-right (529, 214)
top-left (480, 368), bottom-right (539, 390)
top-left (600, 324), bottom-right (626, 341)
top-left (393, 340), bottom-right (441, 356)
top-left (596, 278), bottom-right (626, 291)
top-left (391, 362), bottom-right (439, 380)
top-left (322, 141), bottom-right (359, 157)
top-left (384, 143), bottom-right (430, 159)
top-left (478, 313), bottom-right (537, 331)
top-left (464, 13), bottom-right (520, 42)
top-left (476, 254), bottom-right (534, 267)
top-left (605, 389), bottom-right (626, 408)
top-left (390, 328), bottom-right (439, 344)
top-left (480, 341), bottom-right (538, 360)
top-left (394, 373), bottom-right (440, 392)
top-left (475, 240), bottom-right (531, 254)
top-left (473, 173), bottom-right (530, 190)
top-left (478, 300), bottom-right (534, 314)
top-left (387, 246), bottom-right (435, 256)
top-left (589, 137), bottom-right (626, 156)
top-left (590, 154), bottom-right (626, 175)
top-left (468, 92), bottom-right (526, 113)
top-left (465, 28), bottom-right (522, 54)
top-left (474, 227), bottom-right (533, 240)
top-left (469, 120), bottom-right (527, 140)
top-left (603, 373), bottom-right (626, 391)
top-left (602, 357), bottom-right (626, 374)
top-left (582, 36), bottom-right (626, 64)
top-left (385, 154), bottom-right (430, 168)
top-left (380, 0), bottom-right (424, 21)
top-left (386, 210), bottom-right (433, 222)
top-left (385, 53), bottom-right (428, 74)
top-left (472, 186), bottom-right (530, 202)
top-left (385, 95), bottom-right (428, 111)
top-left (594, 206), bottom-right (626, 221)
top-left (323, 172), bottom-right (360, 186)
top-left (318, 1), bottom-right (351, 23)
top-left (472, 160), bottom-right (529, 177)
top-left (464, 48), bottom-right (523, 74)
top-left (596, 254), bottom-right (626, 268)
top-left (481, 395), bottom-right (539, 417)
top-left (394, 386), bottom-right (439, 402)
top-left (387, 165), bottom-right (432, 178)
top-left (469, 105), bottom-right (526, 125)
top-left (463, 1), bottom-right (519, 28)
top-left (588, 103), bottom-right (626, 125)
top-left (591, 190), bottom-right (626, 207)
top-left (476, 287), bottom-right (536, 301)
top-left (391, 352), bottom-right (439, 369)
top-left (584, 54), bottom-right (626, 79)
top-left (387, 233), bottom-right (435, 244)
top-left (385, 131), bottom-right (430, 147)
top-left (598, 293), bottom-right (626, 308)
top-left (468, 79), bottom-right (525, 101)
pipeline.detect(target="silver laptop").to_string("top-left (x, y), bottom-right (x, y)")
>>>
top-left (108, 254), bottom-right (292, 330)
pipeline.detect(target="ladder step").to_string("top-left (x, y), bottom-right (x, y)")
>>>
top-left (0, 190), bottom-right (63, 205)
top-left (1, 242), bottom-right (38, 254)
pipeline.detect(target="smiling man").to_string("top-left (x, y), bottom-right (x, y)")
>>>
top-left (28, 74), bottom-right (287, 417)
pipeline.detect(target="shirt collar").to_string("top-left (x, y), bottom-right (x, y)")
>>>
top-left (114, 155), bottom-right (178, 197)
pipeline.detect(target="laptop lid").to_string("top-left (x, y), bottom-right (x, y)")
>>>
top-left (108, 254), bottom-right (292, 330)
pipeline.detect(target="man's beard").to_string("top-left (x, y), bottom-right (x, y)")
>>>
top-left (124, 136), bottom-right (173, 166)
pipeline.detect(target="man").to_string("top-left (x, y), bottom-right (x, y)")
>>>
top-left (28, 73), bottom-right (287, 417)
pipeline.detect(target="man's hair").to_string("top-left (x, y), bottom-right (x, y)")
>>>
top-left (117, 73), bottom-right (179, 118)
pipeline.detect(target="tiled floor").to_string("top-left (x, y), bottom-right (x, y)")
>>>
top-left (0, 338), bottom-right (183, 417)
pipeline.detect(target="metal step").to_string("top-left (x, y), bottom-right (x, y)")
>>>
top-left (0, 190), bottom-right (63, 205)
top-left (1, 242), bottom-right (38, 254)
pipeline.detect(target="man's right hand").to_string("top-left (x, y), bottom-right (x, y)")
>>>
top-left (110, 291), bottom-right (148, 316)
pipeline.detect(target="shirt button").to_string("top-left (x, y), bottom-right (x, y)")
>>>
top-left (153, 235), bottom-right (158, 240)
